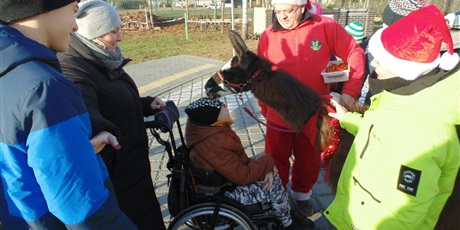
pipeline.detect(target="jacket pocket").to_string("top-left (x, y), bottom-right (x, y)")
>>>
top-left (359, 124), bottom-right (373, 159)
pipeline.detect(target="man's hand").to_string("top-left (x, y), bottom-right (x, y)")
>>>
top-left (150, 97), bottom-right (166, 110)
top-left (328, 99), bottom-right (349, 121)
top-left (90, 131), bottom-right (120, 153)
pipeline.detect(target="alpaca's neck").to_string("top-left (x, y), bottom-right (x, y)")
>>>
top-left (250, 72), bottom-right (322, 131)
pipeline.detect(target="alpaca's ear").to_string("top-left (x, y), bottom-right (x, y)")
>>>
top-left (230, 56), bottom-right (240, 67)
top-left (228, 30), bottom-right (251, 70)
top-left (228, 30), bottom-right (248, 57)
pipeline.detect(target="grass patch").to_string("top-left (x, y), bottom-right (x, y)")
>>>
top-left (120, 20), bottom-right (385, 65)
top-left (120, 23), bottom-right (258, 65)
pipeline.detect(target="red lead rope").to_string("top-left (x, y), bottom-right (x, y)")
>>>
top-left (242, 106), bottom-right (297, 133)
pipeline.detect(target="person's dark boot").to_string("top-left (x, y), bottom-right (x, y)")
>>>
top-left (285, 221), bottom-right (315, 230)
top-left (296, 200), bottom-right (314, 216)
top-left (285, 223), bottom-right (296, 230)
top-left (288, 209), bottom-right (315, 230)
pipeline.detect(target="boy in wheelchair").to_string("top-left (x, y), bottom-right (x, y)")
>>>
top-left (184, 97), bottom-right (315, 230)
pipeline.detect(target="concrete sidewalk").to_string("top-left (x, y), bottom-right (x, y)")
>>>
top-left (125, 55), bottom-right (336, 229)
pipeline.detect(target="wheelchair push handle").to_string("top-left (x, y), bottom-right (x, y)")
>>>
top-left (144, 100), bottom-right (180, 132)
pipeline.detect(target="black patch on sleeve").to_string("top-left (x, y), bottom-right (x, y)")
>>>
top-left (397, 165), bottom-right (421, 197)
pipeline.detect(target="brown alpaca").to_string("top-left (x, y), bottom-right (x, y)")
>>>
top-left (205, 30), bottom-right (458, 229)
top-left (204, 30), bottom-right (358, 182)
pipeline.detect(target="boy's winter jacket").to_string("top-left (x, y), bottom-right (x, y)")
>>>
top-left (0, 24), bottom-right (134, 229)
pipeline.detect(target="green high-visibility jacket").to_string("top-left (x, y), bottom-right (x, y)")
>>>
top-left (325, 68), bottom-right (460, 230)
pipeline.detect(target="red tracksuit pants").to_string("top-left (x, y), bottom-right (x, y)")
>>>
top-left (265, 120), bottom-right (321, 193)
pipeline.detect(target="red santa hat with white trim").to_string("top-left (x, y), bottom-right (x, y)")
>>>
top-left (271, 0), bottom-right (317, 14)
top-left (369, 5), bottom-right (459, 80)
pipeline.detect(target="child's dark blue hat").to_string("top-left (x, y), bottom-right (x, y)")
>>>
top-left (185, 97), bottom-right (223, 126)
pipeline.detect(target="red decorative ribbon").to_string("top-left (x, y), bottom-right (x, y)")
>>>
top-left (320, 115), bottom-right (342, 169)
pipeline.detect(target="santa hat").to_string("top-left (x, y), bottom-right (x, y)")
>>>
top-left (310, 2), bottom-right (322, 15)
top-left (369, 5), bottom-right (459, 80)
top-left (271, 0), bottom-right (316, 13)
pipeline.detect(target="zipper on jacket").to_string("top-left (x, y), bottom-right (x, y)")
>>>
top-left (353, 176), bottom-right (381, 203)
top-left (359, 124), bottom-right (374, 159)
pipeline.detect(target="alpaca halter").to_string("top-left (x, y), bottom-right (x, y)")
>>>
top-left (217, 70), bottom-right (244, 94)
top-left (217, 68), bottom-right (262, 94)
top-left (218, 66), bottom-right (297, 133)
top-left (216, 64), bottom-right (277, 93)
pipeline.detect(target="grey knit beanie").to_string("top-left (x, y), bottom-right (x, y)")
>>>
top-left (0, 0), bottom-right (76, 24)
top-left (75, 0), bottom-right (122, 39)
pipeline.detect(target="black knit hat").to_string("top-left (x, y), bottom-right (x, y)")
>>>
top-left (382, 0), bottom-right (430, 26)
top-left (185, 97), bottom-right (223, 126)
top-left (382, 4), bottom-right (404, 26)
top-left (0, 0), bottom-right (77, 24)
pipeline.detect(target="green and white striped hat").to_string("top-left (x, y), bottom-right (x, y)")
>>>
top-left (345, 21), bottom-right (364, 41)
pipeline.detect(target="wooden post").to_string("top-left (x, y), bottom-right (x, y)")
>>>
top-left (242, 0), bottom-right (247, 39)
top-left (186, 0), bottom-right (189, 19)
top-left (221, 3), bottom-right (225, 34)
top-left (185, 13), bottom-right (189, 40)
top-left (144, 6), bottom-right (149, 30)
top-left (148, 0), bottom-right (154, 27)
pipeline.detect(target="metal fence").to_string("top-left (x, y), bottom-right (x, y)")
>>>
top-left (323, 0), bottom-right (459, 16)
top-left (115, 0), bottom-right (459, 19)
top-left (114, 0), bottom-right (460, 30)
top-left (116, 0), bottom-right (251, 31)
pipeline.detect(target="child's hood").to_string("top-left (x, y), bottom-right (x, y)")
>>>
top-left (185, 120), bottom-right (231, 147)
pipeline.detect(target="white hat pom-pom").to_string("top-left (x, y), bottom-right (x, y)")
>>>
top-left (439, 52), bottom-right (460, 71)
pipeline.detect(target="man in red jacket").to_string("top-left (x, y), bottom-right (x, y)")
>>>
top-left (257, 0), bottom-right (365, 216)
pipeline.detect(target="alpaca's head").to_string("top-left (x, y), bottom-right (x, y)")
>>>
top-left (205, 30), bottom-right (260, 98)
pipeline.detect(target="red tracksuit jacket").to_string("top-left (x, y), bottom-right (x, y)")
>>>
top-left (257, 12), bottom-right (365, 128)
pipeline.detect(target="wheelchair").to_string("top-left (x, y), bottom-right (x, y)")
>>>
top-left (145, 100), bottom-right (285, 230)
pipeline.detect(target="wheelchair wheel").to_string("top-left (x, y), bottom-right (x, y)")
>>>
top-left (168, 202), bottom-right (255, 230)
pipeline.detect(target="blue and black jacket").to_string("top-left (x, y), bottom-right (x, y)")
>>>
top-left (0, 24), bottom-right (136, 229)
